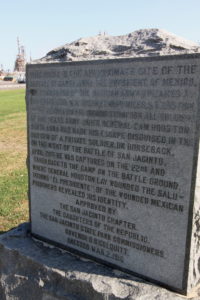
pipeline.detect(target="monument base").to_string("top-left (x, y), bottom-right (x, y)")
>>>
top-left (0, 223), bottom-right (199, 300)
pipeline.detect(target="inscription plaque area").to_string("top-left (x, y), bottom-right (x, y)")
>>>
top-left (26, 54), bottom-right (200, 294)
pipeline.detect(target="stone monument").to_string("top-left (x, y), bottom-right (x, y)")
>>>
top-left (1, 29), bottom-right (200, 299)
top-left (26, 52), bottom-right (200, 295)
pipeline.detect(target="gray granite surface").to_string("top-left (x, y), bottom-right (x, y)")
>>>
top-left (0, 223), bottom-right (200, 300)
top-left (27, 54), bottom-right (200, 294)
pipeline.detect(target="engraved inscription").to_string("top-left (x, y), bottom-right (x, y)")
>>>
top-left (27, 57), bottom-right (200, 290)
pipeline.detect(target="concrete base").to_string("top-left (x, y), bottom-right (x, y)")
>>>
top-left (0, 223), bottom-right (200, 300)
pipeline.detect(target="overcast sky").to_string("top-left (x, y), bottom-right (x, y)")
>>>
top-left (1, 0), bottom-right (200, 71)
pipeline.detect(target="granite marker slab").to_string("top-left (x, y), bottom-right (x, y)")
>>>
top-left (26, 54), bottom-right (200, 295)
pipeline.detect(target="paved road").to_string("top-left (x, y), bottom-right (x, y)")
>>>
top-left (0, 81), bottom-right (25, 90)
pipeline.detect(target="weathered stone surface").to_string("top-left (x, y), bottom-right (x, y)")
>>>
top-left (25, 28), bottom-right (200, 296)
top-left (27, 54), bottom-right (200, 294)
top-left (188, 153), bottom-right (200, 291)
top-left (34, 28), bottom-right (200, 63)
top-left (0, 223), bottom-right (200, 300)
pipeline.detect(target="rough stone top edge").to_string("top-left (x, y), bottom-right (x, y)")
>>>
top-left (30, 28), bottom-right (200, 64)
top-left (27, 52), bottom-right (200, 68)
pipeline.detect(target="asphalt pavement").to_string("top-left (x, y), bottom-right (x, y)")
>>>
top-left (0, 81), bottom-right (26, 90)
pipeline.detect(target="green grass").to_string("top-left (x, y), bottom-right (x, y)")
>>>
top-left (0, 88), bottom-right (28, 234)
top-left (0, 168), bottom-right (27, 216)
top-left (0, 89), bottom-right (26, 122)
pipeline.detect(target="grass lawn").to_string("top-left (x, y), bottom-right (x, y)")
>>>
top-left (0, 89), bottom-right (28, 234)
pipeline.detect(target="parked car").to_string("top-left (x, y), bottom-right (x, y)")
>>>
top-left (3, 76), bottom-right (14, 81)
top-left (17, 73), bottom-right (26, 83)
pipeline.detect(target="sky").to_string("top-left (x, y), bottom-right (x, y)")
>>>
top-left (1, 0), bottom-right (200, 71)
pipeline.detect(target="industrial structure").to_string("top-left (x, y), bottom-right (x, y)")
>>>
top-left (14, 38), bottom-right (26, 72)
